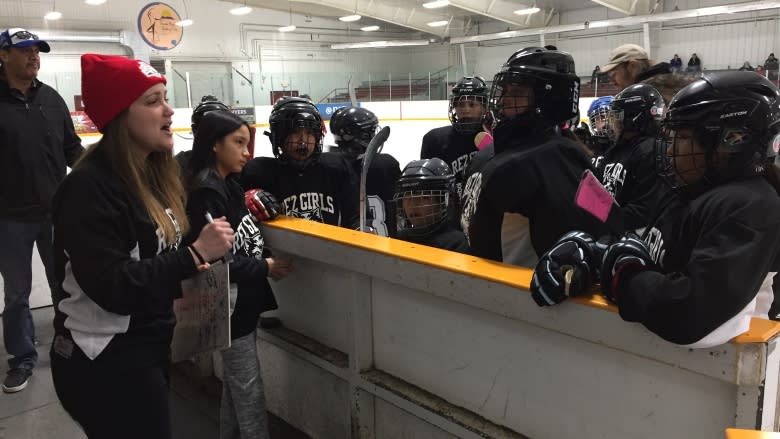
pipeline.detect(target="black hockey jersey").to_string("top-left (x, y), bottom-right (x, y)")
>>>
top-left (240, 153), bottom-right (359, 228)
top-left (51, 151), bottom-right (198, 366)
top-left (620, 176), bottom-right (780, 347)
top-left (408, 226), bottom-right (469, 253)
top-left (461, 129), bottom-right (608, 266)
top-left (421, 125), bottom-right (479, 197)
top-left (186, 169), bottom-right (277, 340)
top-left (333, 148), bottom-right (401, 237)
top-left (596, 136), bottom-right (667, 231)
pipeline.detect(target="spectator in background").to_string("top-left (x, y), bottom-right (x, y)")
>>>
top-left (591, 65), bottom-right (600, 84)
top-left (740, 61), bottom-right (755, 71)
top-left (600, 44), bottom-right (672, 90)
top-left (687, 53), bottom-right (702, 75)
top-left (0, 27), bottom-right (84, 393)
top-left (670, 54), bottom-right (682, 74)
top-left (765, 53), bottom-right (779, 80)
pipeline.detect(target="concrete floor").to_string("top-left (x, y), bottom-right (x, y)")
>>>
top-left (0, 306), bottom-right (309, 439)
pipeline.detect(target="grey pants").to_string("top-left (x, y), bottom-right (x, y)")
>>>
top-left (220, 332), bottom-right (270, 439)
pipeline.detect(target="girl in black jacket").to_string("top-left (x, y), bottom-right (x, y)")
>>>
top-left (186, 110), bottom-right (293, 439)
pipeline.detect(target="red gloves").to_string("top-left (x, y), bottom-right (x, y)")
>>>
top-left (244, 189), bottom-right (281, 222)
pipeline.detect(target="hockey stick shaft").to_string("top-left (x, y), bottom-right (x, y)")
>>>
top-left (360, 126), bottom-right (391, 232)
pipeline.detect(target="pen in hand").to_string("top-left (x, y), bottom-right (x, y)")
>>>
top-left (206, 211), bottom-right (233, 263)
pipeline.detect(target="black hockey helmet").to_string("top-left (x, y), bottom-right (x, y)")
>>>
top-left (267, 96), bottom-right (324, 169)
top-left (608, 83), bottom-right (665, 143)
top-left (449, 76), bottom-right (489, 134)
top-left (489, 46), bottom-right (580, 132)
top-left (191, 96), bottom-right (229, 134)
top-left (330, 106), bottom-right (379, 158)
top-left (657, 71), bottom-right (780, 192)
top-left (393, 158), bottom-right (455, 239)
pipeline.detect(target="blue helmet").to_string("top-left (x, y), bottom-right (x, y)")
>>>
top-left (587, 96), bottom-right (613, 138)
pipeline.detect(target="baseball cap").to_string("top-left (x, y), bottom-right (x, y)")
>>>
top-left (0, 28), bottom-right (51, 53)
top-left (600, 44), bottom-right (648, 73)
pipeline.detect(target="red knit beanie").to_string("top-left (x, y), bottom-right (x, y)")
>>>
top-left (81, 54), bottom-right (167, 132)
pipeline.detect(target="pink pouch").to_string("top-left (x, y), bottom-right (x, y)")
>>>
top-left (575, 170), bottom-right (616, 223)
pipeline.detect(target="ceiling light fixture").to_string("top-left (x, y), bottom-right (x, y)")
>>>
top-left (230, 1), bottom-right (252, 15)
top-left (278, 5), bottom-right (296, 32)
top-left (84, 0), bottom-right (106, 5)
top-left (513, 6), bottom-right (540, 15)
top-left (339, 14), bottom-right (361, 22)
top-left (175, 0), bottom-right (194, 27)
top-left (44, 11), bottom-right (62, 20)
top-left (423, 0), bottom-right (449, 8)
top-left (361, 25), bottom-right (379, 31)
top-left (427, 20), bottom-right (448, 27)
top-left (331, 40), bottom-right (430, 49)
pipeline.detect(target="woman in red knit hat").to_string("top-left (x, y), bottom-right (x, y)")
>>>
top-left (49, 54), bottom-right (234, 439)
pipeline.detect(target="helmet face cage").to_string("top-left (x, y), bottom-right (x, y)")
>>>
top-left (269, 99), bottom-right (324, 164)
top-left (589, 105), bottom-right (612, 139)
top-left (392, 158), bottom-right (455, 239)
top-left (489, 71), bottom-right (537, 125)
top-left (606, 109), bottom-right (624, 143)
top-left (394, 189), bottom-right (450, 238)
top-left (655, 126), bottom-right (711, 190)
top-left (609, 85), bottom-right (666, 143)
top-left (449, 95), bottom-right (488, 134)
top-left (489, 69), bottom-right (579, 129)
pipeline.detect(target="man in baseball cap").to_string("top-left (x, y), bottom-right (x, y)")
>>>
top-left (600, 43), bottom-right (671, 89)
top-left (0, 26), bottom-right (81, 394)
top-left (0, 28), bottom-right (50, 52)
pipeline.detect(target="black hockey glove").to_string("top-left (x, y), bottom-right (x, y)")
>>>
top-left (531, 231), bottom-right (601, 306)
top-left (600, 233), bottom-right (654, 302)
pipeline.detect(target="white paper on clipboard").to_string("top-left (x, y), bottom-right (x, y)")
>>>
top-left (171, 260), bottom-right (231, 362)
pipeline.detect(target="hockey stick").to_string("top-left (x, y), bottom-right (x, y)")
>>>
top-left (348, 75), bottom-right (358, 107)
top-left (359, 125), bottom-right (391, 233)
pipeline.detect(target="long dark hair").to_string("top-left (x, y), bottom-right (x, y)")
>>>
top-left (186, 110), bottom-right (249, 189)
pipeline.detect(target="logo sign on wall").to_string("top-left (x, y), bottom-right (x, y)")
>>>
top-left (138, 2), bottom-right (184, 50)
top-left (316, 102), bottom-right (359, 120)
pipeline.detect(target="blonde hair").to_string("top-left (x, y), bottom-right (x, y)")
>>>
top-left (77, 111), bottom-right (189, 243)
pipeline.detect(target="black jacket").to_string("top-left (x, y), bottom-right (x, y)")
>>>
top-left (240, 152), bottom-right (359, 228)
top-left (460, 127), bottom-right (608, 264)
top-left (596, 136), bottom-right (667, 231)
top-left (620, 177), bottom-right (780, 346)
top-left (408, 226), bottom-right (469, 253)
top-left (186, 169), bottom-right (277, 340)
top-left (52, 151), bottom-right (198, 367)
top-left (421, 125), bottom-right (480, 198)
top-left (0, 74), bottom-right (83, 221)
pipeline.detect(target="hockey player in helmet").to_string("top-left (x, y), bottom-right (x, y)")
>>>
top-left (421, 76), bottom-right (488, 202)
top-left (176, 96), bottom-right (235, 183)
top-left (532, 72), bottom-right (780, 347)
top-left (240, 97), bottom-right (358, 227)
top-left (460, 47), bottom-right (607, 267)
top-left (330, 106), bottom-right (401, 236)
top-left (598, 83), bottom-right (668, 230)
top-left (586, 95), bottom-right (614, 157)
top-left (394, 159), bottom-right (468, 252)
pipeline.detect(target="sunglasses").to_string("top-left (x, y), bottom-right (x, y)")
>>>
top-left (1, 31), bottom-right (39, 49)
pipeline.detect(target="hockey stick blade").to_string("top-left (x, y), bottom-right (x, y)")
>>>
top-left (359, 126), bottom-right (391, 232)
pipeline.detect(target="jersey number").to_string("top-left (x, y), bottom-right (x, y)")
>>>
top-left (368, 196), bottom-right (389, 237)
